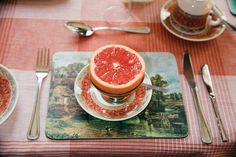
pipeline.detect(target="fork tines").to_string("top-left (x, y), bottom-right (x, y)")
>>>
top-left (37, 48), bottom-right (50, 71)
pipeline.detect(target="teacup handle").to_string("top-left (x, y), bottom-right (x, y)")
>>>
top-left (207, 11), bottom-right (221, 27)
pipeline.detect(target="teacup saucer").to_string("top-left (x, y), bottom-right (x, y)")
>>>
top-left (160, 0), bottom-right (226, 42)
top-left (74, 65), bottom-right (152, 121)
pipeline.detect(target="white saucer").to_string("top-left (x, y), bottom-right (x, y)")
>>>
top-left (160, 0), bottom-right (226, 42)
top-left (74, 65), bottom-right (152, 121)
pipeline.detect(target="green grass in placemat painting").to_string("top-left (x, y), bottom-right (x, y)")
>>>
top-left (45, 52), bottom-right (188, 139)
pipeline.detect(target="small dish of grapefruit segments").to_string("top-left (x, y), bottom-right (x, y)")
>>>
top-left (0, 64), bottom-right (19, 125)
top-left (74, 44), bottom-right (152, 121)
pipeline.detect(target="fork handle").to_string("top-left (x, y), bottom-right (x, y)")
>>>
top-left (27, 79), bottom-right (43, 140)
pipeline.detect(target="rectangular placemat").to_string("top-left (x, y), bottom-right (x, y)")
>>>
top-left (45, 52), bottom-right (188, 139)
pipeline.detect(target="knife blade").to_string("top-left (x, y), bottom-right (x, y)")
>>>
top-left (201, 64), bottom-right (229, 142)
top-left (183, 51), bottom-right (212, 144)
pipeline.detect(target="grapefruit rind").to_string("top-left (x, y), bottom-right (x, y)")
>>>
top-left (89, 44), bottom-right (145, 95)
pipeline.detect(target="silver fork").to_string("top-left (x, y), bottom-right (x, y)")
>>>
top-left (27, 48), bottom-right (50, 140)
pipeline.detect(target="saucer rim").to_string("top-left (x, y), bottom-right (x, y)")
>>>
top-left (160, 0), bottom-right (226, 42)
top-left (74, 65), bottom-right (153, 122)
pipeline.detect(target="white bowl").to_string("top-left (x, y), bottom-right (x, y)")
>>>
top-left (0, 64), bottom-right (19, 125)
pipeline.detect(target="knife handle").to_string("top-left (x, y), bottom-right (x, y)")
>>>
top-left (191, 87), bottom-right (213, 144)
top-left (211, 97), bottom-right (229, 142)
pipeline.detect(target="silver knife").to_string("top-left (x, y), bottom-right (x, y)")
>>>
top-left (201, 64), bottom-right (229, 142)
top-left (183, 51), bottom-right (212, 144)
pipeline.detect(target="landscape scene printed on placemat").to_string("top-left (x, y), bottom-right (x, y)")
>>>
top-left (46, 52), bottom-right (188, 139)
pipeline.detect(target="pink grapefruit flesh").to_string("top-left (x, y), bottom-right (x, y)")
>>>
top-left (89, 44), bottom-right (145, 94)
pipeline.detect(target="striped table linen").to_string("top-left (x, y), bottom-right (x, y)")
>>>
top-left (0, 0), bottom-right (236, 156)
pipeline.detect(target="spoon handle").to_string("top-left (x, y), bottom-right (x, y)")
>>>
top-left (212, 5), bottom-right (236, 32)
top-left (94, 26), bottom-right (151, 34)
top-left (220, 18), bottom-right (236, 32)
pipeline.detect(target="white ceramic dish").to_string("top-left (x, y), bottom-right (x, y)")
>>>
top-left (0, 64), bottom-right (19, 125)
top-left (74, 65), bottom-right (152, 121)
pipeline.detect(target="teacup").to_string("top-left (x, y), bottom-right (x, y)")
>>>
top-left (170, 0), bottom-right (221, 35)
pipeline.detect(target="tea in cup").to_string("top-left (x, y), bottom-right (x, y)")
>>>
top-left (170, 0), bottom-right (221, 35)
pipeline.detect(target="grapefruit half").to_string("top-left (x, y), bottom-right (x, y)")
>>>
top-left (89, 44), bottom-right (145, 95)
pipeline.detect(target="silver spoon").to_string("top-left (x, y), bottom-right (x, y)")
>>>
top-left (212, 5), bottom-right (236, 32)
top-left (65, 21), bottom-right (151, 36)
top-left (142, 82), bottom-right (167, 92)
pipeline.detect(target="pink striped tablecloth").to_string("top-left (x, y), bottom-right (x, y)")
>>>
top-left (0, 0), bottom-right (236, 156)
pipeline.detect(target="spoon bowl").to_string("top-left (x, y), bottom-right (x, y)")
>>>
top-left (65, 22), bottom-right (94, 36)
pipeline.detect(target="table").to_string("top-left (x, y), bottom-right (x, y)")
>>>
top-left (0, 0), bottom-right (236, 156)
